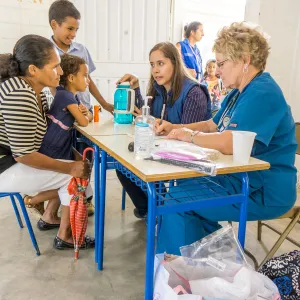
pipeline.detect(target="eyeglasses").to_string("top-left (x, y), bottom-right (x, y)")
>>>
top-left (216, 59), bottom-right (229, 69)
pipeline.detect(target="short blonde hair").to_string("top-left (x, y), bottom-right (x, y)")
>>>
top-left (213, 22), bottom-right (270, 71)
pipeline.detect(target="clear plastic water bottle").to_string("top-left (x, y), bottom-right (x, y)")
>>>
top-left (134, 96), bottom-right (155, 159)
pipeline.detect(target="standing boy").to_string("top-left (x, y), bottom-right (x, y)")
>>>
top-left (48, 0), bottom-right (113, 114)
top-left (47, 0), bottom-right (112, 216)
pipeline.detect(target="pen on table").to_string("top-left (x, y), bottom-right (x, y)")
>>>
top-left (159, 104), bottom-right (166, 126)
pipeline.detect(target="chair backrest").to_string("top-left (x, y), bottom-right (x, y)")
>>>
top-left (295, 122), bottom-right (300, 155)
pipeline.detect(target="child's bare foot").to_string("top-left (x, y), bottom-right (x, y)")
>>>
top-left (23, 195), bottom-right (45, 216)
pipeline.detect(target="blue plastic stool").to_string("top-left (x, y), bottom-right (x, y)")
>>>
top-left (0, 193), bottom-right (40, 256)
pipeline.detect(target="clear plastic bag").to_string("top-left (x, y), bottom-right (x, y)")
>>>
top-left (154, 225), bottom-right (281, 300)
top-left (180, 224), bottom-right (248, 270)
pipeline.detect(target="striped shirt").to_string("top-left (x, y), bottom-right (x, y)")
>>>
top-left (0, 77), bottom-right (48, 163)
top-left (135, 85), bottom-right (208, 124)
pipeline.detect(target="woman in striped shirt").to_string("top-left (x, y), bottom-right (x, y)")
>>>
top-left (0, 35), bottom-right (94, 250)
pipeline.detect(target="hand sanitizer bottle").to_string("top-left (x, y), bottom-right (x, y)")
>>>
top-left (134, 96), bottom-right (155, 159)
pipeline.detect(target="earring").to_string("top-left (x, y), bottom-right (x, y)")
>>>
top-left (243, 64), bottom-right (249, 73)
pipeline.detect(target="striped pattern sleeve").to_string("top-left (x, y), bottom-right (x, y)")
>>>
top-left (0, 77), bottom-right (47, 158)
top-left (181, 85), bottom-right (208, 124)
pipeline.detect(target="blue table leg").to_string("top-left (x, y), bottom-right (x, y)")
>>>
top-left (121, 187), bottom-right (126, 210)
top-left (238, 172), bottom-right (249, 249)
top-left (145, 182), bottom-right (156, 300)
top-left (94, 145), bottom-right (100, 263)
top-left (98, 150), bottom-right (107, 270)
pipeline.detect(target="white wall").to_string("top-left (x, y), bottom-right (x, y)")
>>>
top-left (0, 0), bottom-right (54, 53)
top-left (172, 0), bottom-right (246, 66)
top-left (73, 0), bottom-right (171, 116)
top-left (245, 0), bottom-right (300, 122)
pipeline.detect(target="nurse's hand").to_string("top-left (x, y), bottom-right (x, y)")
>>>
top-left (155, 120), bottom-right (174, 136)
top-left (116, 74), bottom-right (139, 89)
top-left (167, 128), bottom-right (194, 143)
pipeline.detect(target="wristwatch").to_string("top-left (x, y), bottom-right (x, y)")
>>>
top-left (190, 131), bottom-right (199, 144)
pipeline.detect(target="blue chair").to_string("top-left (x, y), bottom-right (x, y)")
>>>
top-left (0, 193), bottom-right (40, 256)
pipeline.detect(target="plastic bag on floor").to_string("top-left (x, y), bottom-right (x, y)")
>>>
top-left (153, 226), bottom-right (280, 300)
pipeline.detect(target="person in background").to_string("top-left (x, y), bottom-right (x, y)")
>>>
top-left (203, 59), bottom-right (223, 111)
top-left (116, 42), bottom-right (211, 219)
top-left (155, 22), bottom-right (297, 255)
top-left (176, 21), bottom-right (204, 81)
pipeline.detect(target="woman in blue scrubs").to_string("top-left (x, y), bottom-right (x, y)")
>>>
top-left (155, 22), bottom-right (297, 255)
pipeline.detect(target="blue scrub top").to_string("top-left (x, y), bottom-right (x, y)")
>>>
top-left (213, 72), bottom-right (297, 208)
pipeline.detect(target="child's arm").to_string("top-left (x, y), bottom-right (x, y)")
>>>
top-left (67, 104), bottom-right (89, 127)
top-left (79, 104), bottom-right (93, 122)
top-left (88, 76), bottom-right (114, 114)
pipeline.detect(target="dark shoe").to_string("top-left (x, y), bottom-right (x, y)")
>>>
top-left (37, 218), bottom-right (60, 231)
top-left (87, 202), bottom-right (94, 217)
top-left (133, 208), bottom-right (147, 219)
top-left (53, 236), bottom-right (95, 250)
top-left (87, 196), bottom-right (94, 217)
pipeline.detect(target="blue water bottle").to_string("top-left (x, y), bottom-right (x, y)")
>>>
top-left (114, 82), bottom-right (135, 124)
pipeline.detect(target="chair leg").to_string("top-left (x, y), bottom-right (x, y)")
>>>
top-left (244, 248), bottom-right (259, 270)
top-left (10, 195), bottom-right (24, 228)
top-left (259, 209), bottom-right (300, 268)
top-left (15, 193), bottom-right (40, 256)
top-left (257, 220), bottom-right (262, 241)
top-left (121, 187), bottom-right (126, 210)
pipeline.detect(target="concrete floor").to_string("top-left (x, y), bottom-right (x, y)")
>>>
top-left (0, 171), bottom-right (299, 300)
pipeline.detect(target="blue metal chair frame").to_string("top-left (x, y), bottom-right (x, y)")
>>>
top-left (73, 131), bottom-right (126, 212)
top-left (0, 193), bottom-right (40, 256)
top-left (92, 144), bottom-right (250, 300)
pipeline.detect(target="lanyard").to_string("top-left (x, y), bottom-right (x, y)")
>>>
top-left (217, 71), bottom-right (263, 129)
top-left (161, 91), bottom-right (171, 121)
top-left (217, 92), bottom-right (240, 129)
top-left (187, 42), bottom-right (202, 72)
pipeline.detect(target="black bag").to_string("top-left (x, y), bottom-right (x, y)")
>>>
top-left (259, 250), bottom-right (300, 299)
top-left (0, 144), bottom-right (16, 175)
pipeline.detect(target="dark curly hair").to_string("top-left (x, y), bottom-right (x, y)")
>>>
top-left (0, 35), bottom-right (55, 83)
top-left (59, 54), bottom-right (87, 87)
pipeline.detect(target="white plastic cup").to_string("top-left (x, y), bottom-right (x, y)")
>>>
top-left (232, 131), bottom-right (257, 164)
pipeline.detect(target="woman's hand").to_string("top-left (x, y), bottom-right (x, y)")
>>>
top-left (116, 74), bottom-right (139, 89)
top-left (167, 128), bottom-right (194, 143)
top-left (155, 120), bottom-right (174, 136)
top-left (69, 160), bottom-right (91, 179)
